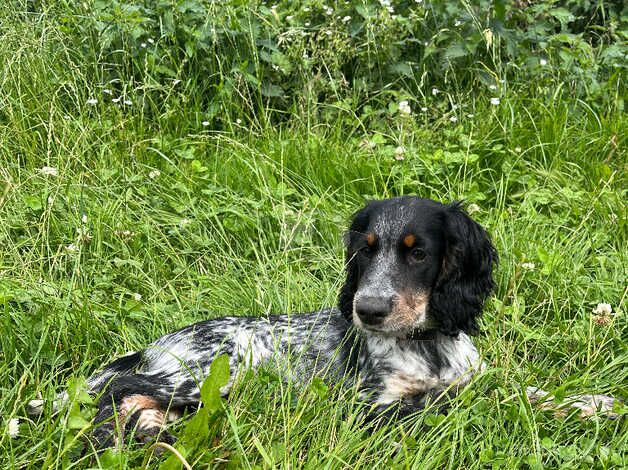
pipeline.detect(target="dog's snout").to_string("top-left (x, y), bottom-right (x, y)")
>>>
top-left (355, 296), bottom-right (393, 325)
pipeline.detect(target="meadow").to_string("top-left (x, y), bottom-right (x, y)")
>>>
top-left (0, 1), bottom-right (626, 468)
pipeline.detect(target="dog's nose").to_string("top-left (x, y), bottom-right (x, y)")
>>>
top-left (355, 296), bottom-right (393, 325)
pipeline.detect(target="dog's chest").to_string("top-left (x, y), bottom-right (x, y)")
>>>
top-left (364, 334), bottom-right (479, 405)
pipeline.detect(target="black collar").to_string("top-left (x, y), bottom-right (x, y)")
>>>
top-left (407, 329), bottom-right (438, 341)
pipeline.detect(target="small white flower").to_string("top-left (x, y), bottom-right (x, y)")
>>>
top-left (304, 7), bottom-right (311, 12)
top-left (398, 100), bottom-right (412, 115)
top-left (123, 99), bottom-right (132, 105)
top-left (514, 146), bottom-right (522, 153)
top-left (202, 121), bottom-right (210, 126)
top-left (415, 0), bottom-right (423, 3)
top-left (342, 15), bottom-right (351, 22)
top-left (65, 243), bottom-right (78, 253)
top-left (76, 226), bottom-right (92, 242)
top-left (173, 79), bottom-right (181, 85)
top-left (449, 116), bottom-right (458, 122)
top-left (489, 84), bottom-right (497, 90)
top-left (112, 97), bottom-right (121, 103)
top-left (304, 22), bottom-right (311, 27)
top-left (39, 166), bottom-right (59, 177)
top-left (421, 107), bottom-right (428, 112)
top-left (81, 214), bottom-right (88, 224)
top-left (521, 262), bottom-right (536, 270)
top-left (236, 118), bottom-right (242, 124)
top-left (103, 89), bottom-right (112, 95)
top-left (539, 58), bottom-right (547, 66)
top-left (8, 418), bottom-right (19, 438)
top-left (271, 4), bottom-right (278, 10)
top-left (431, 87), bottom-right (440, 96)
top-left (149, 169), bottom-right (161, 179)
top-left (454, 20), bottom-right (462, 27)
top-left (86, 98), bottom-right (98, 105)
top-left (286, 15), bottom-right (293, 20)
top-left (47, 196), bottom-right (54, 205)
top-left (394, 146), bottom-right (406, 160)
top-left (467, 203), bottom-right (481, 214)
top-left (115, 230), bottom-right (135, 239)
top-left (325, 30), bottom-right (332, 36)
top-left (387, 6), bottom-right (394, 13)
top-left (466, 113), bottom-right (474, 118)
top-left (132, 292), bottom-right (142, 301)
top-left (148, 38), bottom-right (155, 44)
top-left (490, 97), bottom-right (500, 106)
top-left (141, 42), bottom-right (147, 48)
top-left (593, 303), bottom-right (612, 316)
top-left (179, 218), bottom-right (191, 228)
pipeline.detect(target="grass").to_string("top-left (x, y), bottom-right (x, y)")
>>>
top-left (1, 2), bottom-right (626, 469)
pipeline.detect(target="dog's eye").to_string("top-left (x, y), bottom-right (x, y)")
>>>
top-left (409, 247), bottom-right (426, 263)
top-left (361, 245), bottom-right (375, 256)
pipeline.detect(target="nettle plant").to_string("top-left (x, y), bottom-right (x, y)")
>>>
top-left (54, 0), bottom-right (625, 126)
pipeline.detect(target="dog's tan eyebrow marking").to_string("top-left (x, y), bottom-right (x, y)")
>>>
top-left (366, 232), bottom-right (376, 246)
top-left (403, 234), bottom-right (416, 248)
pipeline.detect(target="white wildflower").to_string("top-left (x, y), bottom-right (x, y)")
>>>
top-left (173, 79), bottom-right (181, 85)
top-left (39, 166), bottom-right (59, 177)
top-left (132, 293), bottom-right (142, 302)
top-left (342, 15), bottom-right (351, 22)
top-left (539, 58), bottom-right (547, 66)
top-left (148, 38), bottom-right (155, 44)
top-left (394, 146), bottom-right (406, 161)
top-left (286, 15), bottom-right (293, 20)
top-left (398, 100), bottom-right (412, 116)
top-left (304, 7), bottom-right (311, 12)
top-left (489, 84), bottom-right (497, 90)
top-left (87, 98), bottom-right (98, 105)
top-left (123, 99), bottom-right (132, 105)
top-left (8, 418), bottom-right (19, 438)
top-left (149, 169), bottom-right (161, 179)
top-left (415, 0), bottom-right (423, 3)
top-left (47, 196), bottom-right (54, 205)
top-left (112, 97), bottom-right (121, 103)
top-left (304, 22), bottom-right (311, 27)
top-left (431, 87), bottom-right (440, 96)
top-left (593, 303), bottom-right (612, 316)
top-left (103, 89), bottom-right (112, 95)
top-left (454, 20), bottom-right (462, 27)
top-left (179, 218), bottom-right (191, 228)
top-left (514, 146), bottom-right (522, 153)
top-left (236, 118), bottom-right (242, 124)
top-left (81, 214), bottom-right (88, 224)
top-left (421, 107), bottom-right (428, 112)
top-left (141, 42), bottom-right (147, 48)
top-left (521, 262), bottom-right (536, 270)
top-left (490, 97), bottom-right (500, 106)
top-left (202, 121), bottom-right (210, 126)
top-left (449, 115), bottom-right (458, 122)
top-left (115, 230), bottom-right (135, 239)
top-left (65, 243), bottom-right (78, 253)
top-left (325, 30), bottom-right (332, 36)
top-left (467, 203), bottom-right (480, 214)
top-left (466, 113), bottom-right (474, 118)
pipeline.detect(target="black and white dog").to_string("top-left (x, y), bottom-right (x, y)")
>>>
top-left (28, 197), bottom-right (619, 446)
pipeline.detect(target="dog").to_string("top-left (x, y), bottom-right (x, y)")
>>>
top-left (27, 197), bottom-right (620, 446)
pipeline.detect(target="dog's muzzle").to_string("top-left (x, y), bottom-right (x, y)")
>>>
top-left (354, 295), bottom-right (393, 326)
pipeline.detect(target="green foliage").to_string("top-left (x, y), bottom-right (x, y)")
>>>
top-left (26, 0), bottom-right (628, 127)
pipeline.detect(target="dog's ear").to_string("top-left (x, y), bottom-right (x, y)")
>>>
top-left (338, 203), bottom-right (373, 321)
top-left (430, 202), bottom-right (497, 335)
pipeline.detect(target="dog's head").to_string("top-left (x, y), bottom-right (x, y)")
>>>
top-left (338, 197), bottom-right (497, 337)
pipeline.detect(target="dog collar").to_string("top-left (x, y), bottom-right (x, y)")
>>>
top-left (407, 329), bottom-right (438, 341)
